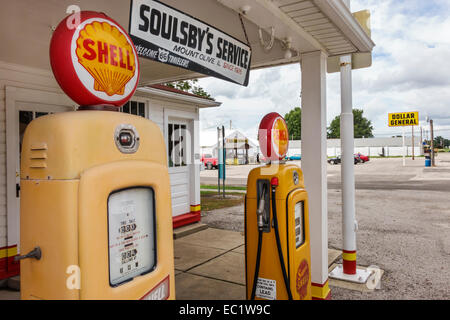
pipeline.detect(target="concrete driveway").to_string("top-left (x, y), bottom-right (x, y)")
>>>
top-left (200, 153), bottom-right (450, 300)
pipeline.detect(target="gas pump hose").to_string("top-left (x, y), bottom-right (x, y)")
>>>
top-left (250, 184), bottom-right (266, 300)
top-left (250, 184), bottom-right (293, 300)
top-left (250, 229), bottom-right (263, 300)
top-left (271, 186), bottom-right (293, 300)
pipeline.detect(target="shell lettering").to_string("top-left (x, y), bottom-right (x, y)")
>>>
top-left (76, 21), bottom-right (136, 96)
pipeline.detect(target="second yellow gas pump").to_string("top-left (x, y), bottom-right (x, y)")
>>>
top-left (245, 113), bottom-right (311, 300)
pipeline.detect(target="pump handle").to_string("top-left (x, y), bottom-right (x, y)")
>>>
top-left (256, 185), bottom-right (267, 230)
top-left (14, 247), bottom-right (41, 262)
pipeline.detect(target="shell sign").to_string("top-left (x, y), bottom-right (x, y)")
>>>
top-left (50, 11), bottom-right (140, 107)
top-left (258, 113), bottom-right (289, 161)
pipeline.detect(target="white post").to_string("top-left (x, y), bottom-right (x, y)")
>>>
top-left (339, 54), bottom-right (357, 275)
top-left (402, 127), bottom-right (406, 166)
top-left (191, 118), bottom-right (201, 209)
top-left (300, 51), bottom-right (330, 300)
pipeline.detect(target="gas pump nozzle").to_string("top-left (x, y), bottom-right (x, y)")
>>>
top-left (256, 186), bottom-right (266, 230)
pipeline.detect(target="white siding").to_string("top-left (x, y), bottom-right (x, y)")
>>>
top-left (0, 62), bottom-right (205, 250)
top-left (134, 91), bottom-right (201, 218)
top-left (147, 101), bottom-right (164, 132)
top-left (169, 170), bottom-right (190, 216)
top-left (0, 62), bottom-right (69, 249)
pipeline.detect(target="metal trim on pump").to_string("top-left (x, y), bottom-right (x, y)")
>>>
top-left (114, 124), bottom-right (140, 154)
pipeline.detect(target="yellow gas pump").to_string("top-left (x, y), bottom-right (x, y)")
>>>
top-left (19, 111), bottom-right (175, 300)
top-left (17, 11), bottom-right (175, 300)
top-left (245, 113), bottom-right (311, 300)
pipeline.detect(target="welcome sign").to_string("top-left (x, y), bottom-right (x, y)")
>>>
top-left (129, 0), bottom-right (251, 86)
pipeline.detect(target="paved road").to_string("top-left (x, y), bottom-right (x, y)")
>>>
top-left (201, 155), bottom-right (450, 191)
top-left (200, 153), bottom-right (450, 300)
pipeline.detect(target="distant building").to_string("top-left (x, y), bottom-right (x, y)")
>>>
top-left (288, 137), bottom-right (423, 157)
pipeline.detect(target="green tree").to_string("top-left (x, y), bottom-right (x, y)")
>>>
top-left (284, 107), bottom-right (302, 140)
top-left (165, 79), bottom-right (215, 100)
top-left (432, 136), bottom-right (450, 149)
top-left (327, 109), bottom-right (374, 139)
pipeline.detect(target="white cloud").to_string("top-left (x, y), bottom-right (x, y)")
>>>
top-left (199, 0), bottom-right (450, 140)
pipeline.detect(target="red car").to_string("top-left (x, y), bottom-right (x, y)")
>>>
top-left (355, 153), bottom-right (370, 163)
top-left (201, 154), bottom-right (218, 170)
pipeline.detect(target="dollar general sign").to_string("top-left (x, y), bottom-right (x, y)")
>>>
top-left (388, 112), bottom-right (419, 127)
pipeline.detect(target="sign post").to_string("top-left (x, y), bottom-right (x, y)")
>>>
top-left (217, 126), bottom-right (226, 198)
top-left (388, 112), bottom-right (420, 167)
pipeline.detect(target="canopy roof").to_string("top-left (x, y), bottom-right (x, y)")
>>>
top-left (0, 0), bottom-right (374, 85)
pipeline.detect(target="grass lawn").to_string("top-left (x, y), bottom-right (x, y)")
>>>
top-left (200, 185), bottom-right (247, 191)
top-left (200, 190), bottom-right (245, 211)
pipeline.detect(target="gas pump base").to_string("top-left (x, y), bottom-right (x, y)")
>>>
top-left (329, 264), bottom-right (372, 284)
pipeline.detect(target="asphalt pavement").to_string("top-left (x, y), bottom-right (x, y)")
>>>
top-left (200, 154), bottom-right (450, 300)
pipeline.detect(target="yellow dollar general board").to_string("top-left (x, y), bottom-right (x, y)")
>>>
top-left (388, 112), bottom-right (419, 127)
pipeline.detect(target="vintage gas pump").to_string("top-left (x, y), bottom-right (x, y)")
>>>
top-left (245, 113), bottom-right (311, 300)
top-left (17, 11), bottom-right (175, 299)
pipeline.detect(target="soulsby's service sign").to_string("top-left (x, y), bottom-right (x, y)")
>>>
top-left (129, 0), bottom-right (252, 86)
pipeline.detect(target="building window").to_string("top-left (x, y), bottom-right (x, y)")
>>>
top-left (121, 101), bottom-right (146, 118)
top-left (168, 123), bottom-right (187, 168)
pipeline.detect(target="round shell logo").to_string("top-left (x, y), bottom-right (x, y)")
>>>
top-left (296, 260), bottom-right (309, 299)
top-left (75, 20), bottom-right (137, 96)
top-left (50, 11), bottom-right (140, 107)
top-left (258, 113), bottom-right (290, 161)
top-left (271, 117), bottom-right (289, 158)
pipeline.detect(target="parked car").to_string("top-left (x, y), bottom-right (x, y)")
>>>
top-left (328, 155), bottom-right (359, 165)
top-left (355, 153), bottom-right (370, 163)
top-left (328, 156), bottom-right (341, 165)
top-left (201, 154), bottom-right (218, 170)
top-left (288, 154), bottom-right (302, 161)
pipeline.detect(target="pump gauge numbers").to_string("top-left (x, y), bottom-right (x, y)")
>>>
top-left (108, 187), bottom-right (156, 286)
top-left (294, 201), bottom-right (305, 248)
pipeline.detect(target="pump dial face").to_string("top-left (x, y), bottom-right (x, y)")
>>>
top-left (108, 187), bottom-right (156, 286)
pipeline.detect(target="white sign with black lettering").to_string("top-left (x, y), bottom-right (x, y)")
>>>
top-left (129, 0), bottom-right (251, 86)
top-left (255, 278), bottom-right (276, 300)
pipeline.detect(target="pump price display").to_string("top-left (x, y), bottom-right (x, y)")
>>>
top-left (295, 201), bottom-right (305, 248)
top-left (108, 187), bottom-right (156, 286)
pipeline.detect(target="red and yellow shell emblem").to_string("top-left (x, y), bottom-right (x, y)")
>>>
top-left (296, 260), bottom-right (309, 299)
top-left (75, 21), bottom-right (137, 96)
top-left (272, 117), bottom-right (289, 157)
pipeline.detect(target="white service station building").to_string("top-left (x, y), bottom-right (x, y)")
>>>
top-left (0, 0), bottom-right (374, 299)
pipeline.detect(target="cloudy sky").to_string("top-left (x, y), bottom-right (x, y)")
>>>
top-left (197, 0), bottom-right (450, 146)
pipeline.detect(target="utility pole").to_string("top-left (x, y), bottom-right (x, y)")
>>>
top-left (420, 126), bottom-right (423, 156)
top-left (402, 126), bottom-right (406, 166)
top-left (430, 119), bottom-right (435, 166)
